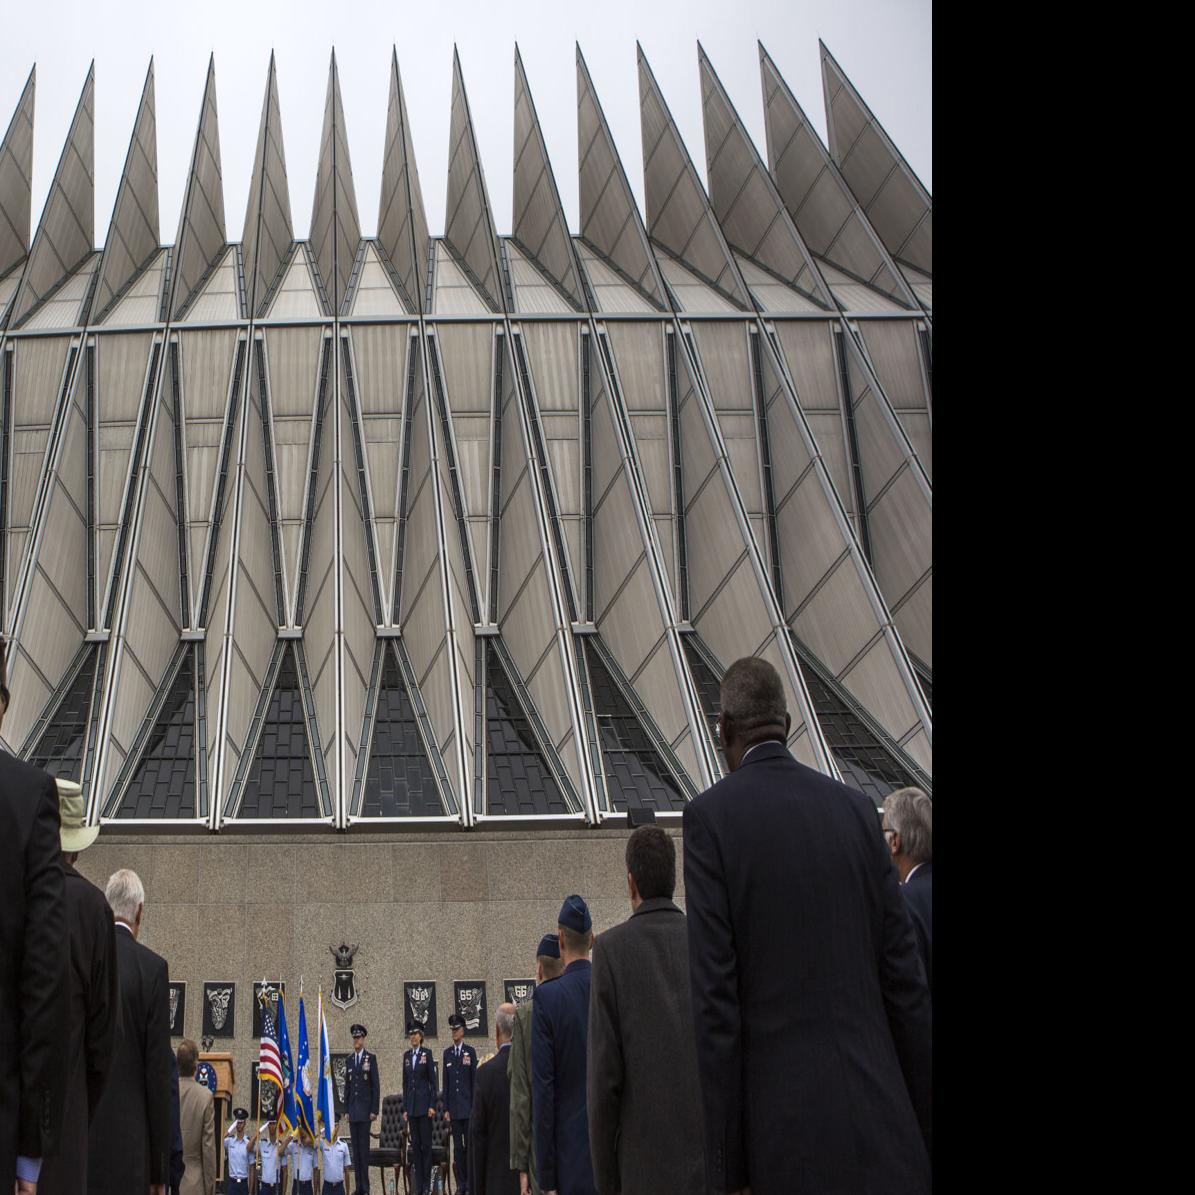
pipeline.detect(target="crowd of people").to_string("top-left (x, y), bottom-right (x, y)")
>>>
top-left (2, 632), bottom-right (932, 1195)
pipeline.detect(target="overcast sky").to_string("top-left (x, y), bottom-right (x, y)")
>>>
top-left (0, 0), bottom-right (931, 247)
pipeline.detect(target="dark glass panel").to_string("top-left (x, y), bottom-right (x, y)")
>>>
top-left (28, 648), bottom-right (98, 781)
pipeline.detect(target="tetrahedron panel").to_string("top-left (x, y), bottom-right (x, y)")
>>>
top-left (377, 50), bottom-right (430, 315)
top-left (637, 47), bottom-right (750, 310)
top-left (443, 51), bottom-right (504, 313)
top-left (858, 320), bottom-right (931, 478)
top-left (512, 49), bottom-right (585, 311)
top-left (698, 48), bottom-right (831, 309)
top-left (310, 54), bottom-right (361, 316)
top-left (241, 55), bottom-right (294, 317)
top-left (238, 645), bottom-right (321, 818)
top-left (483, 641), bottom-right (569, 816)
top-left (821, 42), bottom-right (931, 276)
top-left (9, 65), bottom-right (94, 329)
top-left (759, 46), bottom-right (911, 310)
top-left (361, 643), bottom-right (444, 817)
top-left (170, 57), bottom-right (227, 320)
top-left (93, 62), bottom-right (159, 324)
top-left (576, 48), bottom-right (666, 310)
top-left (0, 68), bottom-right (35, 280)
top-left (25, 646), bottom-right (98, 780)
top-left (115, 648), bottom-right (197, 819)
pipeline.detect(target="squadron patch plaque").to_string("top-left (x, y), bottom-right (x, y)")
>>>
top-left (202, 982), bottom-right (236, 1038)
top-left (404, 981), bottom-right (437, 1038)
top-left (453, 981), bottom-right (488, 1037)
top-left (168, 982), bottom-right (187, 1035)
top-left (504, 979), bottom-right (536, 1006)
top-left (330, 944), bottom-right (359, 1010)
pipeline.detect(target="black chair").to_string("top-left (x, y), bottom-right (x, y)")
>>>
top-left (369, 1094), bottom-right (406, 1193)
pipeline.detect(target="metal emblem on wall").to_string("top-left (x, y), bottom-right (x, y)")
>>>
top-left (253, 981), bottom-right (285, 1038)
top-left (202, 982), bottom-right (235, 1038)
top-left (504, 979), bottom-right (536, 1006)
top-left (168, 982), bottom-right (186, 1035)
top-left (404, 981), bottom-right (437, 1038)
top-left (330, 1053), bottom-right (349, 1118)
top-left (330, 944), bottom-right (359, 1010)
top-left (252, 1061), bottom-right (281, 1121)
top-left (195, 1061), bottom-right (217, 1093)
top-left (453, 981), bottom-right (488, 1037)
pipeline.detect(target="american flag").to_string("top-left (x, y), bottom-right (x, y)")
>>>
top-left (258, 1000), bottom-right (284, 1090)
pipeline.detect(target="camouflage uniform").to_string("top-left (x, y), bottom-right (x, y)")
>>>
top-left (508, 996), bottom-right (541, 1195)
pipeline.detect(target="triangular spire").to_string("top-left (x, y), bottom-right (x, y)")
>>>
top-left (310, 50), bottom-right (361, 315)
top-left (9, 63), bottom-right (95, 329)
top-left (93, 60), bottom-right (160, 323)
top-left (0, 66), bottom-right (35, 281)
top-left (758, 44), bottom-right (915, 309)
top-left (443, 47), bottom-right (504, 312)
top-left (819, 40), bottom-right (931, 275)
top-left (698, 45), bottom-right (832, 309)
top-left (241, 53), bottom-right (293, 317)
top-left (575, 47), bottom-right (666, 310)
top-left (512, 47), bottom-right (586, 311)
top-left (170, 56), bottom-right (227, 320)
top-left (636, 45), bottom-right (751, 310)
top-left (377, 49), bottom-right (429, 314)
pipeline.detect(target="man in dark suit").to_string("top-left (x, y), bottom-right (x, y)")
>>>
top-left (37, 779), bottom-right (120, 1195)
top-left (87, 868), bottom-right (175, 1195)
top-left (0, 635), bottom-right (69, 1192)
top-left (344, 1023), bottom-right (380, 1193)
top-left (469, 1003), bottom-right (518, 1195)
top-left (442, 1011), bottom-right (477, 1194)
top-left (884, 786), bottom-right (933, 992)
top-left (684, 657), bottom-right (932, 1195)
top-left (402, 1022), bottom-right (438, 1195)
top-left (532, 895), bottom-right (597, 1195)
top-left (587, 827), bottom-right (703, 1195)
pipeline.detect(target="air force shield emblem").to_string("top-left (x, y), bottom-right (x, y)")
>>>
top-left (330, 944), bottom-right (359, 1010)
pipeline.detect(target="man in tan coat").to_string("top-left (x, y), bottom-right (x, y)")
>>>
top-left (176, 1040), bottom-right (215, 1195)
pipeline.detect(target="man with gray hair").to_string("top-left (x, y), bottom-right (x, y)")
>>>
top-left (684, 656), bottom-right (931, 1195)
top-left (469, 1003), bottom-right (519, 1195)
top-left (87, 869), bottom-right (175, 1195)
top-left (883, 787), bottom-right (933, 991)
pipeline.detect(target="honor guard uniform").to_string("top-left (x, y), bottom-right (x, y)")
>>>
top-left (257, 1122), bottom-right (285, 1194)
top-left (443, 1011), bottom-right (478, 1194)
top-left (403, 1021), bottom-right (439, 1195)
top-left (345, 1023), bottom-right (381, 1194)
top-left (285, 1128), bottom-right (317, 1195)
top-left (224, 1108), bottom-right (255, 1195)
top-left (319, 1131), bottom-right (352, 1195)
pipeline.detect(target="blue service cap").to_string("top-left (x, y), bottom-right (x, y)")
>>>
top-left (557, 893), bottom-right (592, 934)
top-left (536, 933), bottom-right (561, 959)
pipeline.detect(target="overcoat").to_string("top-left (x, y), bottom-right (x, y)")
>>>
top-left (86, 925), bottom-right (174, 1193)
top-left (507, 993), bottom-right (542, 1195)
top-left (177, 1077), bottom-right (216, 1195)
top-left (586, 898), bottom-right (704, 1195)
top-left (902, 861), bottom-right (933, 993)
top-left (468, 1046), bottom-right (518, 1195)
top-left (0, 751), bottom-right (67, 1187)
top-left (36, 862), bottom-right (119, 1195)
top-left (683, 741), bottom-right (932, 1195)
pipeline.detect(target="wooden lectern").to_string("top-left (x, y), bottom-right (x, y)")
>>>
top-left (199, 1052), bottom-right (235, 1182)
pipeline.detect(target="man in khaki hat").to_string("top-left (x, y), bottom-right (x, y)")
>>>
top-left (35, 779), bottom-right (120, 1195)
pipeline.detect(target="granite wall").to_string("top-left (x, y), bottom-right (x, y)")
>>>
top-left (74, 827), bottom-right (686, 1113)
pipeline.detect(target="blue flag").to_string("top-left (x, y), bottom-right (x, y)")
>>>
top-left (316, 991), bottom-right (337, 1143)
top-left (275, 992), bottom-right (298, 1135)
top-left (296, 994), bottom-right (317, 1135)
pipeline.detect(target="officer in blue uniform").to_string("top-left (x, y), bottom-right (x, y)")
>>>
top-left (403, 1021), bottom-right (439, 1195)
top-left (257, 1120), bottom-right (285, 1194)
top-left (344, 1022), bottom-right (380, 1194)
top-left (284, 1126), bottom-right (317, 1195)
top-left (318, 1125), bottom-right (353, 1195)
top-left (223, 1107), bottom-right (255, 1195)
top-left (442, 1011), bottom-right (478, 1194)
top-left (532, 894), bottom-right (598, 1195)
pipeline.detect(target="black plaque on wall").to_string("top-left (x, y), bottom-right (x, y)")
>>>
top-left (202, 981), bottom-right (236, 1038)
top-left (253, 981), bottom-right (285, 1038)
top-left (404, 981), bottom-right (437, 1038)
top-left (504, 979), bottom-right (536, 1007)
top-left (453, 981), bottom-right (488, 1037)
top-left (330, 1053), bottom-right (350, 1119)
top-left (251, 1061), bottom-right (282, 1121)
top-left (168, 982), bottom-right (187, 1036)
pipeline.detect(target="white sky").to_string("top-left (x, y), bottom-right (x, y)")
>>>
top-left (0, 0), bottom-right (931, 247)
